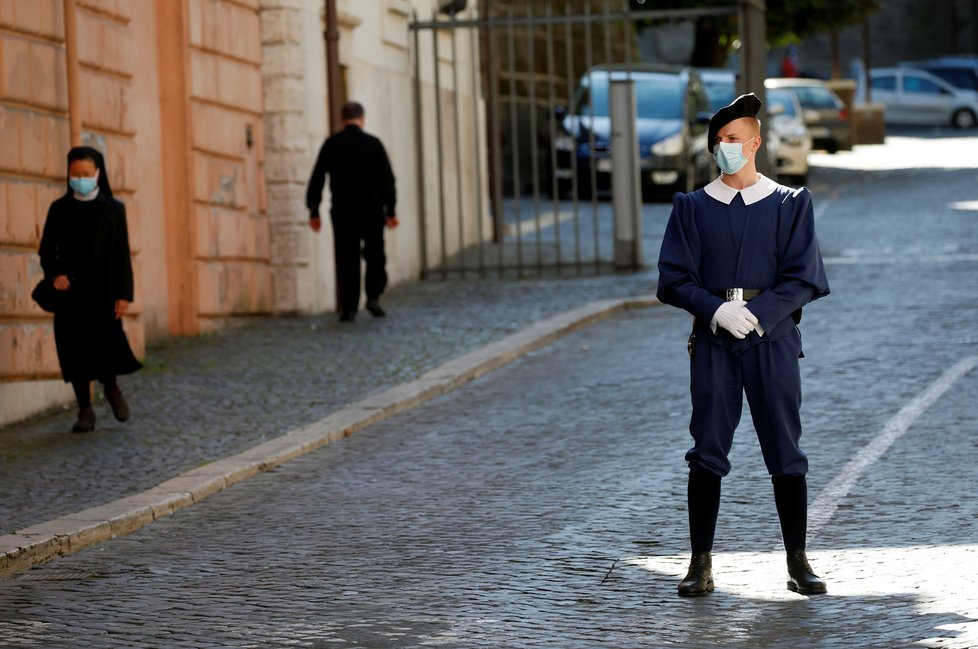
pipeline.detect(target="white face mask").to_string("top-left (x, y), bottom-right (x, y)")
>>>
top-left (713, 138), bottom-right (757, 175)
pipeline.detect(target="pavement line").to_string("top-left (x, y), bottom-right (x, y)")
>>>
top-left (808, 355), bottom-right (978, 541)
top-left (0, 295), bottom-right (661, 577)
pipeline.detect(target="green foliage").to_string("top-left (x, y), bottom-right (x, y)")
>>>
top-left (766, 0), bottom-right (880, 45)
top-left (628, 0), bottom-right (880, 61)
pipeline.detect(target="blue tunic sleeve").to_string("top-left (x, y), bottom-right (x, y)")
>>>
top-left (656, 192), bottom-right (726, 323)
top-left (746, 187), bottom-right (830, 333)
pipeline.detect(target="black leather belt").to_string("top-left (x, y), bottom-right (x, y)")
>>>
top-left (712, 288), bottom-right (762, 301)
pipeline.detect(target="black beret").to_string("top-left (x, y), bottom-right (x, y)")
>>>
top-left (708, 92), bottom-right (762, 153)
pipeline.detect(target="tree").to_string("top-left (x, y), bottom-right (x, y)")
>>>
top-left (628, 0), bottom-right (880, 67)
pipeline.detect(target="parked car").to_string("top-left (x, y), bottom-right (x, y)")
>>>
top-left (697, 69), bottom-right (807, 183)
top-left (553, 64), bottom-right (714, 198)
top-left (765, 78), bottom-right (849, 153)
top-left (765, 87), bottom-right (812, 184)
top-left (900, 56), bottom-right (978, 93)
top-left (699, 68), bottom-right (738, 112)
top-left (867, 67), bottom-right (978, 129)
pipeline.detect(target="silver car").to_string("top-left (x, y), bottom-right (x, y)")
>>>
top-left (867, 67), bottom-right (978, 129)
top-left (766, 88), bottom-right (812, 185)
top-left (765, 78), bottom-right (850, 153)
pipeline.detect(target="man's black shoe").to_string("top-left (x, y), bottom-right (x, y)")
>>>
top-left (678, 551), bottom-right (714, 596)
top-left (339, 311), bottom-right (355, 323)
top-left (786, 549), bottom-right (827, 594)
top-left (71, 408), bottom-right (95, 433)
top-left (105, 387), bottom-right (129, 422)
top-left (365, 299), bottom-right (386, 318)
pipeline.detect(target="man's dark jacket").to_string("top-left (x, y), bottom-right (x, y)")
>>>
top-left (306, 124), bottom-right (396, 221)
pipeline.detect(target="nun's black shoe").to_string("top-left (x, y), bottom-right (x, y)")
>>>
top-left (106, 387), bottom-right (129, 422)
top-left (72, 408), bottom-right (95, 433)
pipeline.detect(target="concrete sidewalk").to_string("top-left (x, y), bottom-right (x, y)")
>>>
top-left (0, 267), bottom-right (660, 574)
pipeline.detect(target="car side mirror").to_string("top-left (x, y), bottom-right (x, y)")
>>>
top-left (694, 111), bottom-right (712, 125)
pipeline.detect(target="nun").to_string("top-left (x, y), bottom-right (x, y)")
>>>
top-left (38, 146), bottom-right (142, 433)
top-left (656, 93), bottom-right (831, 596)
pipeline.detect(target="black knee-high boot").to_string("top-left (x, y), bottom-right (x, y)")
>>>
top-left (679, 469), bottom-right (721, 596)
top-left (689, 469), bottom-right (722, 552)
top-left (772, 474), bottom-right (827, 594)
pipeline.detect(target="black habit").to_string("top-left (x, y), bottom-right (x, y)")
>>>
top-left (38, 146), bottom-right (142, 383)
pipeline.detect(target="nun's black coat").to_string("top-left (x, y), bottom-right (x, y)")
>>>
top-left (38, 147), bottom-right (142, 383)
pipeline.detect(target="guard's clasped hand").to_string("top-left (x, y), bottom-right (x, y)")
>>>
top-left (713, 300), bottom-right (759, 339)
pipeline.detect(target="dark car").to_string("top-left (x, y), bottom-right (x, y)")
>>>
top-left (553, 64), bottom-right (714, 198)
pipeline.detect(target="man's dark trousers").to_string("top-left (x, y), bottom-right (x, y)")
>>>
top-left (331, 211), bottom-right (387, 315)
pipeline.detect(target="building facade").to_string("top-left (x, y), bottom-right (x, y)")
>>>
top-left (0, 0), bottom-right (486, 425)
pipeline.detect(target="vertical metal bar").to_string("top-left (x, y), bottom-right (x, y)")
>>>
top-left (623, 0), bottom-right (632, 71)
top-left (565, 2), bottom-right (581, 275)
top-left (487, 7), bottom-right (505, 277)
top-left (526, 3), bottom-right (542, 274)
top-left (600, 0), bottom-right (612, 270)
top-left (412, 14), bottom-right (428, 279)
top-left (546, 1), bottom-right (562, 273)
top-left (451, 11), bottom-right (466, 277)
top-left (507, 7), bottom-right (523, 277)
top-left (469, 4), bottom-right (486, 277)
top-left (432, 11), bottom-right (448, 278)
top-left (584, 3), bottom-right (599, 272)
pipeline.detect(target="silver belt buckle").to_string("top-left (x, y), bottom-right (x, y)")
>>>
top-left (726, 288), bottom-right (743, 301)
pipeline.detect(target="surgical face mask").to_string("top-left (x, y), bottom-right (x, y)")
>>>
top-left (69, 170), bottom-right (99, 196)
top-left (713, 139), bottom-right (756, 175)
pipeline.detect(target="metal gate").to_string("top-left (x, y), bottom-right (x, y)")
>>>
top-left (409, 1), bottom-right (764, 279)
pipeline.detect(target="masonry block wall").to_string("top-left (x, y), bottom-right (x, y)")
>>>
top-left (186, 0), bottom-right (270, 332)
top-left (0, 0), bottom-right (145, 424)
top-left (260, 0), bottom-right (321, 314)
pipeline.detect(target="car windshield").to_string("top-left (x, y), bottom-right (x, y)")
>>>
top-left (574, 75), bottom-right (683, 119)
top-left (766, 90), bottom-right (797, 117)
top-left (704, 79), bottom-right (735, 111)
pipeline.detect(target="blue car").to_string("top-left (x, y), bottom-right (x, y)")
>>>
top-left (554, 64), bottom-right (714, 199)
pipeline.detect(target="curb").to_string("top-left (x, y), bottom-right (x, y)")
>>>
top-left (0, 295), bottom-right (660, 577)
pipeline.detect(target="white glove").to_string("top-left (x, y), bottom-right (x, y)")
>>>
top-left (712, 300), bottom-right (759, 339)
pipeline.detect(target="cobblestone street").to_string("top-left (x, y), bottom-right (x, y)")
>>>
top-left (1, 131), bottom-right (977, 647)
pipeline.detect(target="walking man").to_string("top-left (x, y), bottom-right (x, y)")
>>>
top-left (656, 93), bottom-right (831, 596)
top-left (307, 101), bottom-right (398, 322)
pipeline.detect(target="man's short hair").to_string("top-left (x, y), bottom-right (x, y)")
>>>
top-left (341, 101), bottom-right (365, 121)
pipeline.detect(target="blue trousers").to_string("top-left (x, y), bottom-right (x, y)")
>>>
top-left (686, 329), bottom-right (808, 478)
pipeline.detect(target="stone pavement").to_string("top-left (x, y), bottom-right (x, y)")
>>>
top-left (0, 268), bottom-right (660, 537)
top-left (1, 130), bottom-right (977, 647)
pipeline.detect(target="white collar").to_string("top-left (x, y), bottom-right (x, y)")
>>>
top-left (73, 187), bottom-right (100, 202)
top-left (703, 174), bottom-right (777, 206)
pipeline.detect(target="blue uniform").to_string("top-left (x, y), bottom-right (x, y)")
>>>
top-left (657, 176), bottom-right (830, 478)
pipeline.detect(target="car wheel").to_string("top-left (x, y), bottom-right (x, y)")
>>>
top-left (952, 109), bottom-right (977, 130)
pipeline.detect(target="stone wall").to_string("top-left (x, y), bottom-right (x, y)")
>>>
top-left (0, 0), bottom-right (145, 423)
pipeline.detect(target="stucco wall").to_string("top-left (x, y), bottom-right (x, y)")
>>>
top-left (261, 0), bottom-right (489, 312)
top-left (1, 0), bottom-right (488, 426)
top-left (0, 0), bottom-right (147, 424)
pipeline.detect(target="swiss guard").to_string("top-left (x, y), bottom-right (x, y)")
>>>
top-left (656, 92), bottom-right (831, 597)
